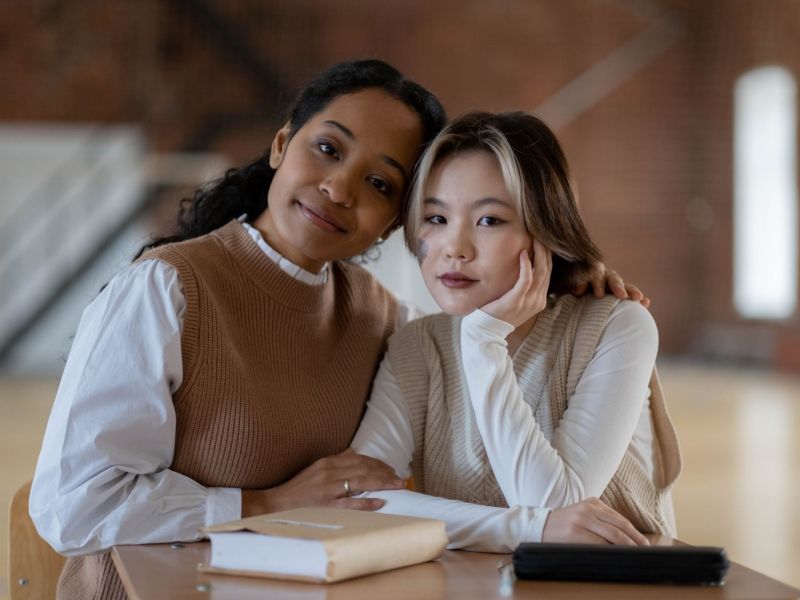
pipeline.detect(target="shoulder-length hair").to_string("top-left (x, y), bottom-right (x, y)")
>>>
top-left (404, 111), bottom-right (602, 294)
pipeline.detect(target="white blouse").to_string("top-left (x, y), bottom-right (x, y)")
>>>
top-left (29, 224), bottom-right (420, 556)
top-left (351, 302), bottom-right (658, 552)
top-left (30, 219), bottom-right (656, 556)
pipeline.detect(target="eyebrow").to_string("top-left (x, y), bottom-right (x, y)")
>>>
top-left (322, 120), bottom-right (409, 182)
top-left (423, 197), bottom-right (513, 209)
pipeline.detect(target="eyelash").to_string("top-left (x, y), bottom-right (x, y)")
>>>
top-left (317, 140), bottom-right (340, 159)
top-left (368, 176), bottom-right (393, 196)
top-left (423, 215), bottom-right (507, 226)
top-left (317, 140), bottom-right (395, 197)
top-left (478, 216), bottom-right (505, 226)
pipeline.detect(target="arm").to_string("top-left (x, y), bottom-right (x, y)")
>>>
top-left (461, 301), bottom-right (658, 508)
top-left (29, 259), bottom-right (404, 555)
top-left (29, 260), bottom-right (240, 555)
top-left (351, 356), bottom-right (550, 552)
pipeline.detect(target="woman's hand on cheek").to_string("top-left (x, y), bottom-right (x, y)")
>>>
top-left (480, 239), bottom-right (552, 328)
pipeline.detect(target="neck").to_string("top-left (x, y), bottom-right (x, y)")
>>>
top-left (251, 211), bottom-right (326, 274)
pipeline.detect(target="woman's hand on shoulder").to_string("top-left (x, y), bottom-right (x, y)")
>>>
top-left (542, 497), bottom-right (649, 545)
top-left (571, 262), bottom-right (651, 308)
top-left (481, 239), bottom-right (552, 328)
top-left (241, 448), bottom-right (406, 517)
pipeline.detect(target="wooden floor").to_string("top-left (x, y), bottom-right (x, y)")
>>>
top-left (1, 362), bottom-right (799, 598)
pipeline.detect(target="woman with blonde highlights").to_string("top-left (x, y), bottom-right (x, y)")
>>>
top-left (352, 112), bottom-right (681, 551)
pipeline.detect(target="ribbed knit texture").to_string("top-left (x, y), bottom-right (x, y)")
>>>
top-left (388, 295), bottom-right (682, 537)
top-left (56, 552), bottom-right (125, 600)
top-left (58, 220), bottom-right (397, 600)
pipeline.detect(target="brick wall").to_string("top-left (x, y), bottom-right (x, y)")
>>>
top-left (2, 0), bottom-right (799, 361)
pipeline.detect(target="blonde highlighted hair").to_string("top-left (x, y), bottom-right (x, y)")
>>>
top-left (404, 111), bottom-right (602, 294)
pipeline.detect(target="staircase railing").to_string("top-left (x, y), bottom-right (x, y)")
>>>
top-left (0, 126), bottom-right (147, 356)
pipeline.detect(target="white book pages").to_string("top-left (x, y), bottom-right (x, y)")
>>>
top-left (208, 532), bottom-right (329, 579)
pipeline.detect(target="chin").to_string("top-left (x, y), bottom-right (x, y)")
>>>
top-left (435, 299), bottom-right (478, 317)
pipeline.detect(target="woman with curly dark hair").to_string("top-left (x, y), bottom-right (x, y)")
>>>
top-left (30, 59), bottom-right (446, 600)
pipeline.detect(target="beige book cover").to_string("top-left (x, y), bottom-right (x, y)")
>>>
top-left (200, 507), bottom-right (448, 583)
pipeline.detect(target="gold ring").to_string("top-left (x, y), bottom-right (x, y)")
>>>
top-left (343, 479), bottom-right (351, 497)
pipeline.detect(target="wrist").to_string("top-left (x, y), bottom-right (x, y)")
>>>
top-left (529, 506), bottom-right (551, 543)
top-left (541, 508), bottom-right (555, 543)
top-left (241, 487), bottom-right (280, 517)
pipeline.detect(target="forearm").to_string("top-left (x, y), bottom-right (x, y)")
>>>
top-left (369, 489), bottom-right (550, 552)
top-left (27, 259), bottom-right (245, 555)
top-left (351, 360), bottom-right (553, 551)
top-left (461, 310), bottom-right (585, 506)
top-left (461, 305), bottom-right (657, 508)
top-left (351, 356), bottom-right (415, 479)
top-left (30, 467), bottom-right (240, 555)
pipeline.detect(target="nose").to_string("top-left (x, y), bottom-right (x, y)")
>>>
top-left (444, 226), bottom-right (474, 262)
top-left (319, 170), bottom-right (357, 208)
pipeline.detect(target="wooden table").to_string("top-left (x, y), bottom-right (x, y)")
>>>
top-left (112, 538), bottom-right (800, 600)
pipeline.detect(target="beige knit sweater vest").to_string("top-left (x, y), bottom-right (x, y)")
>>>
top-left (387, 294), bottom-right (681, 538)
top-left (57, 220), bottom-right (397, 600)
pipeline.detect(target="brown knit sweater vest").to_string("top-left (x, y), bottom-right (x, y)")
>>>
top-left (57, 220), bottom-right (397, 600)
top-left (388, 295), bottom-right (682, 538)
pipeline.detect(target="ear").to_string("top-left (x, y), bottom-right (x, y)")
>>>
top-left (269, 123), bottom-right (292, 169)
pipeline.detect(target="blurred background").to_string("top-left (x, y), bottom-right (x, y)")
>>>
top-left (1, 0), bottom-right (799, 595)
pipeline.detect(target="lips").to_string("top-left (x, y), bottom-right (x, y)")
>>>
top-left (439, 272), bottom-right (478, 289)
top-left (297, 201), bottom-right (348, 233)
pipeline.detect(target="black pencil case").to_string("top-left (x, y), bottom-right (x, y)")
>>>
top-left (513, 542), bottom-right (730, 585)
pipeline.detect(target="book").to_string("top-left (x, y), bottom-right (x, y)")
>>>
top-left (200, 507), bottom-right (448, 583)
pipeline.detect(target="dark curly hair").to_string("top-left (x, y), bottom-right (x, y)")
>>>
top-left (134, 59), bottom-right (446, 259)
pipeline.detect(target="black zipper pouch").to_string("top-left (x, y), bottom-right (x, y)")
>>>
top-left (513, 543), bottom-right (730, 585)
